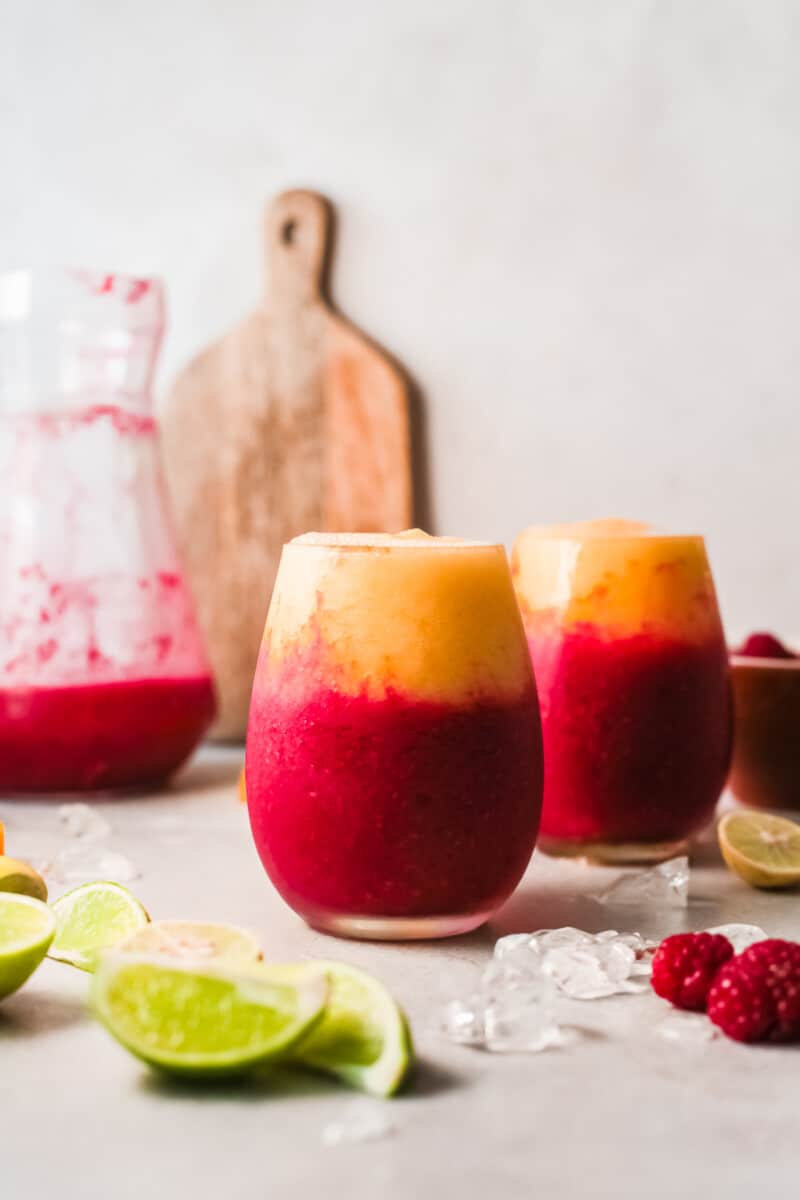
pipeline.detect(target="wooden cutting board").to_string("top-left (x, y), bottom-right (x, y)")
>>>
top-left (160, 189), bottom-right (413, 740)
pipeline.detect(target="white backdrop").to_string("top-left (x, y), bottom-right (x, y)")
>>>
top-left (2, 0), bottom-right (798, 635)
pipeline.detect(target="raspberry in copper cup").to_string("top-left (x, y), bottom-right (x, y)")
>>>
top-left (729, 633), bottom-right (800, 812)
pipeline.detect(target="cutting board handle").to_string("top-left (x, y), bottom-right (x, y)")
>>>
top-left (266, 189), bottom-right (332, 306)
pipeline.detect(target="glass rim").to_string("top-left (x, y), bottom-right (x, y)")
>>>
top-left (0, 267), bottom-right (165, 327)
top-left (515, 528), bottom-right (707, 546)
top-left (730, 654), bottom-right (800, 671)
top-left (285, 532), bottom-right (503, 552)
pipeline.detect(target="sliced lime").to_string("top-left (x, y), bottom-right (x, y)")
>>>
top-left (0, 894), bottom-right (56, 1000)
top-left (49, 881), bottom-right (150, 971)
top-left (270, 961), bottom-right (413, 1096)
top-left (718, 811), bottom-right (800, 888)
top-left (117, 920), bottom-right (262, 967)
top-left (90, 956), bottom-right (328, 1077)
top-left (0, 856), bottom-right (48, 902)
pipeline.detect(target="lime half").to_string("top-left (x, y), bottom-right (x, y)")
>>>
top-left (0, 856), bottom-right (48, 902)
top-left (719, 810), bottom-right (800, 888)
top-left (117, 920), bottom-right (262, 967)
top-left (0, 894), bottom-right (56, 1000)
top-left (271, 961), bottom-right (413, 1097)
top-left (50, 881), bottom-right (150, 971)
top-left (91, 956), bottom-right (328, 1077)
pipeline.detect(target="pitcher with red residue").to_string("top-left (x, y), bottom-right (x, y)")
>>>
top-left (0, 269), bottom-right (216, 793)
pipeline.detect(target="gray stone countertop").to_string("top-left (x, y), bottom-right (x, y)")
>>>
top-left (1, 747), bottom-right (798, 1200)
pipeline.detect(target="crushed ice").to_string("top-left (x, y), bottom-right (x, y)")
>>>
top-left (441, 997), bottom-right (485, 1046)
top-left (58, 803), bottom-right (111, 842)
top-left (41, 803), bottom-right (140, 884)
top-left (544, 941), bottom-right (646, 999)
top-left (594, 856), bottom-right (690, 909)
top-left (441, 927), bottom-right (657, 1052)
top-left (656, 1012), bottom-right (718, 1044)
top-left (46, 843), bottom-right (141, 885)
top-left (706, 923), bottom-right (767, 954)
top-left (481, 955), bottom-right (563, 1052)
top-left (322, 1099), bottom-right (397, 1147)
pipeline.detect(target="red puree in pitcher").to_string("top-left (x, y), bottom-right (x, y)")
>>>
top-left (0, 675), bottom-right (215, 792)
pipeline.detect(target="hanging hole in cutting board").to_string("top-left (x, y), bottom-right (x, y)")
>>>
top-left (281, 219), bottom-right (297, 246)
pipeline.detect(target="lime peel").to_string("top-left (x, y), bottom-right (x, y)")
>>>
top-left (0, 893), bottom-right (56, 1000)
top-left (271, 960), bottom-right (414, 1097)
top-left (49, 881), bottom-right (150, 971)
top-left (91, 955), bottom-right (328, 1077)
top-left (718, 810), bottom-right (800, 889)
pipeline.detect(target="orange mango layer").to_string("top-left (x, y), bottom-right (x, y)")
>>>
top-left (261, 531), bottom-right (534, 704)
top-left (511, 519), bottom-right (724, 642)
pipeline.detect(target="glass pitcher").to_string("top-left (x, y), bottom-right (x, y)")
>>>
top-left (0, 268), bottom-right (216, 793)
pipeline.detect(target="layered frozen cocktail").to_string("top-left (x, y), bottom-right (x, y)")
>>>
top-left (512, 520), bottom-right (731, 863)
top-left (246, 531), bottom-right (543, 939)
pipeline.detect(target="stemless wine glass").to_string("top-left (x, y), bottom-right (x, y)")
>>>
top-left (511, 520), bottom-right (731, 864)
top-left (0, 268), bottom-right (216, 793)
top-left (246, 531), bottom-right (543, 940)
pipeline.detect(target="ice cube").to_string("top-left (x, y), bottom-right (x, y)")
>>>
top-left (529, 927), bottom-right (596, 952)
top-left (322, 1100), bottom-right (397, 1147)
top-left (493, 933), bottom-right (538, 960)
top-left (543, 941), bottom-right (645, 999)
top-left (94, 850), bottom-right (140, 883)
top-left (442, 925), bottom-right (664, 1056)
top-left (705, 924), bottom-right (767, 954)
top-left (58, 803), bottom-right (111, 842)
top-left (656, 1012), bottom-right (717, 1044)
top-left (440, 997), bottom-right (485, 1046)
top-left (482, 961), bottom-right (562, 1053)
top-left (47, 843), bottom-right (140, 885)
top-left (595, 856), bottom-right (690, 909)
top-left (605, 931), bottom-right (658, 975)
top-left (484, 1007), bottom-right (565, 1053)
top-left (442, 950), bottom-right (565, 1053)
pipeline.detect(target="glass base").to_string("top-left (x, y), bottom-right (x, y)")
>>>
top-left (307, 910), bottom-right (492, 941)
top-left (539, 834), bottom-right (690, 866)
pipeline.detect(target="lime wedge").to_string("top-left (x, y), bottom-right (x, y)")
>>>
top-left (270, 961), bottom-right (413, 1096)
top-left (49, 881), bottom-right (150, 971)
top-left (0, 894), bottom-right (56, 999)
top-left (718, 811), bottom-right (800, 888)
top-left (117, 920), bottom-right (262, 967)
top-left (91, 956), bottom-right (328, 1077)
top-left (0, 856), bottom-right (48, 902)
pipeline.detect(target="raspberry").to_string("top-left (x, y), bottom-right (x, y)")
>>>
top-left (707, 939), bottom-right (800, 1043)
top-left (735, 632), bottom-right (796, 659)
top-left (651, 932), bottom-right (734, 1011)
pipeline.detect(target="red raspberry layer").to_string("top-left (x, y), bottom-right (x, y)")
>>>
top-left (735, 632), bottom-right (796, 659)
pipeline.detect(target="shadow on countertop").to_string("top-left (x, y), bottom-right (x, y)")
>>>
top-left (137, 1055), bottom-right (465, 1104)
top-left (0, 986), bottom-right (87, 1040)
